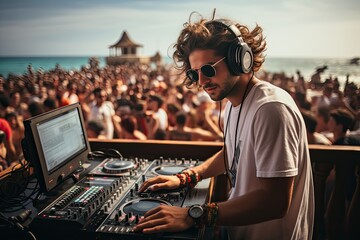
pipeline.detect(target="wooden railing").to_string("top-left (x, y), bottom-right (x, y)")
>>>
top-left (88, 140), bottom-right (360, 239)
top-left (310, 145), bottom-right (360, 240)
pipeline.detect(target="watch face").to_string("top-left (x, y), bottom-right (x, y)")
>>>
top-left (189, 205), bottom-right (203, 219)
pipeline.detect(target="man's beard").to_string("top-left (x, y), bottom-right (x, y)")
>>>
top-left (209, 73), bottom-right (237, 101)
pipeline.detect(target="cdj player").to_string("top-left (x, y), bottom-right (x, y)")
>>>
top-left (30, 156), bottom-right (211, 240)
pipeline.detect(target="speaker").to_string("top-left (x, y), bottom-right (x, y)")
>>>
top-left (205, 19), bottom-right (253, 75)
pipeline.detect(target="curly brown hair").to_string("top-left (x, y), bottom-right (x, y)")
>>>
top-left (172, 12), bottom-right (267, 88)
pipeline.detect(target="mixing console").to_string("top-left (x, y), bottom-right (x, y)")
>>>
top-left (30, 157), bottom-right (211, 240)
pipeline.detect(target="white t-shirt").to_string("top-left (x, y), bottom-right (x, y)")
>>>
top-left (155, 108), bottom-right (168, 130)
top-left (224, 81), bottom-right (314, 240)
top-left (89, 101), bottom-right (115, 139)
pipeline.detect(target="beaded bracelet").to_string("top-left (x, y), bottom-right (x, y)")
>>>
top-left (188, 169), bottom-right (202, 182)
top-left (204, 202), bottom-right (218, 227)
top-left (175, 173), bottom-right (186, 188)
top-left (183, 171), bottom-right (198, 188)
top-left (181, 168), bottom-right (202, 188)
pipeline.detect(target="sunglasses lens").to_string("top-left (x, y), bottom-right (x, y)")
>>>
top-left (186, 69), bottom-right (199, 82)
top-left (201, 64), bottom-right (216, 78)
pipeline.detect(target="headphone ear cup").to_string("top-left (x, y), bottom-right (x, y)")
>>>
top-left (239, 43), bottom-right (254, 74)
top-left (227, 42), bottom-right (242, 76)
top-left (226, 41), bottom-right (254, 75)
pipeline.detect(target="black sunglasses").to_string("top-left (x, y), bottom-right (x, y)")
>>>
top-left (186, 57), bottom-right (226, 83)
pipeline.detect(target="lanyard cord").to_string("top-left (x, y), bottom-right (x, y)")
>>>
top-left (223, 71), bottom-right (254, 185)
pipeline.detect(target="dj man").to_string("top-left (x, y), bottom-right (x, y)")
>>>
top-left (135, 11), bottom-right (314, 240)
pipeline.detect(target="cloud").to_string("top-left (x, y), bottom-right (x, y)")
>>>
top-left (0, 0), bottom-right (359, 57)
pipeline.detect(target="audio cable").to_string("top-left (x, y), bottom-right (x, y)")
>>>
top-left (0, 210), bottom-right (37, 240)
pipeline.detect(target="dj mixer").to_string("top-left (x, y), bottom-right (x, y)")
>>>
top-left (30, 157), bottom-right (211, 240)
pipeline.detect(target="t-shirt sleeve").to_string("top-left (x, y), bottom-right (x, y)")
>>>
top-left (0, 119), bottom-right (12, 141)
top-left (253, 102), bottom-right (301, 178)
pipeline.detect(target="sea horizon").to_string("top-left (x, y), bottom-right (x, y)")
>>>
top-left (1, 56), bottom-right (359, 88)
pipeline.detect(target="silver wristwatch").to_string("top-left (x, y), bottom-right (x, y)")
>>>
top-left (188, 204), bottom-right (204, 225)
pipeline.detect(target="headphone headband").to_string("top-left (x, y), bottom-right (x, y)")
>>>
top-left (206, 19), bottom-right (242, 40)
top-left (205, 19), bottom-right (253, 75)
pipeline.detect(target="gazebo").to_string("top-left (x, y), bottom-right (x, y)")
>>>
top-left (106, 31), bottom-right (161, 65)
top-left (108, 31), bottom-right (142, 57)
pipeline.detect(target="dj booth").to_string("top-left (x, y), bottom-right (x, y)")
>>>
top-left (36, 140), bottom-right (222, 240)
top-left (29, 140), bottom-right (222, 240)
top-left (0, 103), bottom-right (224, 240)
top-left (3, 103), bottom-right (360, 240)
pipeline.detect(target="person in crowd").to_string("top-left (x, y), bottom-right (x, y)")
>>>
top-left (113, 115), bottom-right (147, 140)
top-left (328, 108), bottom-right (360, 145)
top-left (148, 94), bottom-right (168, 130)
top-left (28, 84), bottom-right (41, 104)
top-left (166, 103), bottom-right (181, 128)
top-left (4, 111), bottom-right (24, 157)
top-left (86, 119), bottom-right (106, 139)
top-left (116, 98), bottom-right (134, 117)
top-left (327, 108), bottom-right (360, 227)
top-left (110, 83), bottom-right (125, 106)
top-left (28, 101), bottom-right (44, 117)
top-left (181, 90), bottom-right (197, 113)
top-left (43, 97), bottom-right (58, 112)
top-left (0, 76), bottom-right (4, 93)
top-left (330, 78), bottom-right (344, 109)
top-left (294, 91), bottom-right (311, 111)
top-left (313, 83), bottom-right (333, 111)
top-left (310, 69), bottom-right (322, 89)
top-left (301, 109), bottom-right (331, 145)
top-left (133, 102), bottom-right (149, 137)
top-left (295, 71), bottom-right (307, 93)
top-left (9, 90), bottom-right (28, 117)
top-left (195, 90), bottom-right (223, 137)
top-left (136, 12), bottom-right (314, 239)
top-left (342, 82), bottom-right (360, 130)
top-left (0, 130), bottom-right (8, 171)
top-left (315, 106), bottom-right (332, 141)
top-left (0, 94), bottom-right (10, 118)
top-left (87, 88), bottom-right (115, 139)
top-left (167, 111), bottom-right (222, 141)
top-left (62, 82), bottom-right (79, 104)
top-left (8, 91), bottom-right (21, 112)
top-left (146, 94), bottom-right (168, 139)
top-left (0, 118), bottom-right (17, 166)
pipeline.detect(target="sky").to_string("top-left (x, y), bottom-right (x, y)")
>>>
top-left (0, 0), bottom-right (359, 58)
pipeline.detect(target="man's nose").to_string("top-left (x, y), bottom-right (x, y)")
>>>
top-left (198, 72), bottom-right (210, 87)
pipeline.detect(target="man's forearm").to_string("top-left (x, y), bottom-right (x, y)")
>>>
top-left (192, 147), bottom-right (226, 179)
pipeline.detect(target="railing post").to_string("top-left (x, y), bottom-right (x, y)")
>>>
top-left (326, 159), bottom-right (353, 239)
top-left (346, 163), bottom-right (360, 240)
top-left (312, 161), bottom-right (333, 240)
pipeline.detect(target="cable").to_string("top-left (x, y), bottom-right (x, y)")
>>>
top-left (0, 157), bottom-right (40, 212)
top-left (88, 148), bottom-right (123, 160)
top-left (223, 71), bottom-right (254, 187)
top-left (0, 211), bottom-right (37, 240)
top-left (218, 100), bottom-right (224, 133)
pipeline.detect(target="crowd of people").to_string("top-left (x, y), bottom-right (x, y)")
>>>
top-left (0, 56), bottom-right (359, 172)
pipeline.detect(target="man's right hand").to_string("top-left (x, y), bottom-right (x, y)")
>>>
top-left (138, 175), bottom-right (182, 193)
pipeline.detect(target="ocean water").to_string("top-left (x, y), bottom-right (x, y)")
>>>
top-left (0, 56), bottom-right (107, 77)
top-left (0, 56), bottom-right (359, 88)
top-left (263, 57), bottom-right (360, 88)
